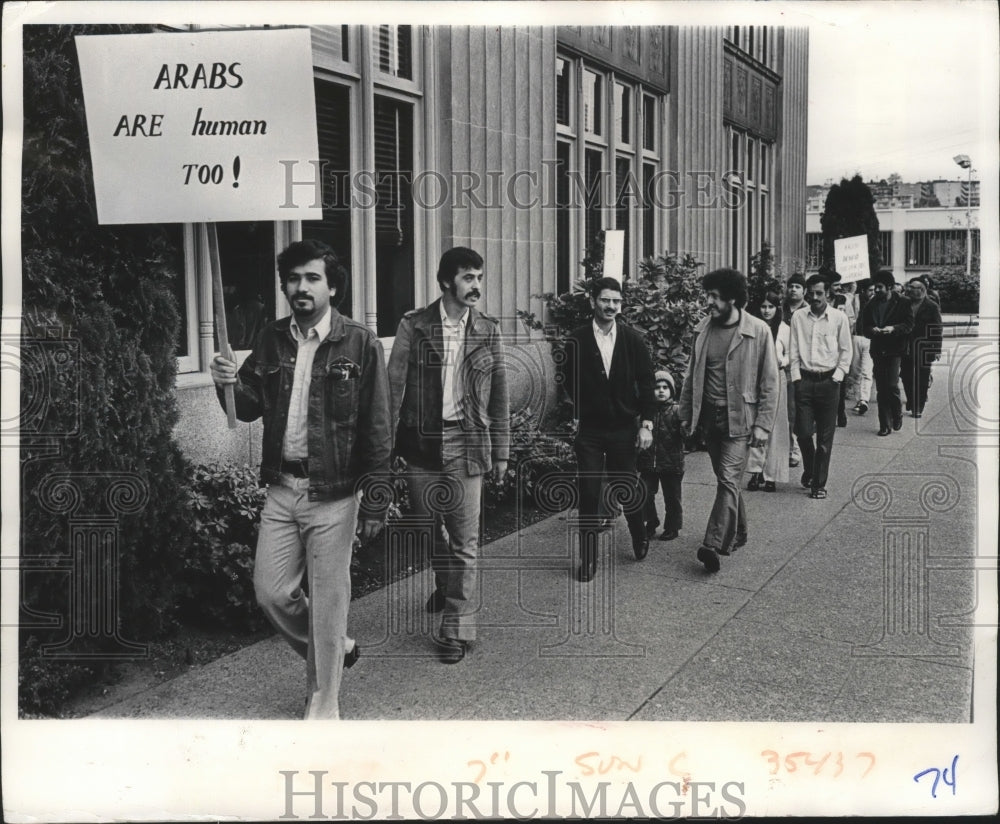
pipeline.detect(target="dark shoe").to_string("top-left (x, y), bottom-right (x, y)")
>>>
top-left (892, 416), bottom-right (903, 431)
top-left (645, 522), bottom-right (658, 539)
top-left (789, 456), bottom-right (800, 468)
top-left (809, 488), bottom-right (828, 500)
top-left (426, 589), bottom-right (445, 613)
top-left (434, 636), bottom-right (467, 665)
top-left (577, 546), bottom-right (598, 582)
top-left (763, 481), bottom-right (776, 492)
top-left (697, 546), bottom-right (721, 573)
top-left (633, 535), bottom-right (650, 561)
top-left (913, 412), bottom-right (922, 419)
top-left (800, 471), bottom-right (812, 489)
top-left (905, 400), bottom-right (911, 411)
top-left (837, 415), bottom-right (847, 427)
top-left (747, 472), bottom-right (763, 491)
top-left (877, 427), bottom-right (891, 436)
top-left (343, 643), bottom-right (360, 669)
top-left (856, 401), bottom-right (869, 415)
top-left (659, 529), bottom-right (679, 541)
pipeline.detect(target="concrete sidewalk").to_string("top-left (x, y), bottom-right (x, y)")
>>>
top-left (93, 339), bottom-right (983, 722)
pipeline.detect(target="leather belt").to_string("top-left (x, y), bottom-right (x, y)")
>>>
top-left (801, 369), bottom-right (834, 380)
top-left (280, 458), bottom-right (309, 478)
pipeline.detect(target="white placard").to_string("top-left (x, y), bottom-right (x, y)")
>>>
top-left (603, 229), bottom-right (625, 281)
top-left (75, 28), bottom-right (321, 224)
top-left (834, 235), bottom-right (871, 283)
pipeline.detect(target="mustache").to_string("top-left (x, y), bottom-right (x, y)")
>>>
top-left (467, 290), bottom-right (481, 299)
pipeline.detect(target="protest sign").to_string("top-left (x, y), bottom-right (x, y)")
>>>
top-left (834, 235), bottom-right (871, 283)
top-left (75, 28), bottom-right (321, 224)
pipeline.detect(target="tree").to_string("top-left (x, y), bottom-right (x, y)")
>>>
top-left (819, 175), bottom-right (881, 278)
top-left (20, 25), bottom-right (194, 714)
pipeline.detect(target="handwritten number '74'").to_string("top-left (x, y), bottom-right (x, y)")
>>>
top-left (913, 755), bottom-right (958, 798)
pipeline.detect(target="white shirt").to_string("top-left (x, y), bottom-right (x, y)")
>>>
top-left (592, 319), bottom-right (617, 376)
top-left (440, 301), bottom-right (469, 422)
top-left (281, 308), bottom-right (332, 461)
top-left (788, 304), bottom-right (853, 382)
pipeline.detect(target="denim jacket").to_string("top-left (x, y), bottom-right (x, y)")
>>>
top-left (219, 310), bottom-right (392, 507)
top-left (387, 299), bottom-right (509, 474)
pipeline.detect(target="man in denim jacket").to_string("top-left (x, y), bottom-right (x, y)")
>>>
top-left (211, 239), bottom-right (391, 719)
top-left (680, 268), bottom-right (779, 572)
top-left (387, 247), bottom-right (509, 664)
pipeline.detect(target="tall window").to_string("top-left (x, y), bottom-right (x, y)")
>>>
top-left (302, 79), bottom-right (352, 312)
top-left (175, 25), bottom-right (424, 376)
top-left (373, 96), bottom-right (415, 337)
top-left (726, 125), bottom-right (773, 274)
top-left (555, 55), bottom-right (664, 282)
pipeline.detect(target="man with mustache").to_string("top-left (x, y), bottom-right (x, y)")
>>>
top-left (560, 277), bottom-right (656, 582)
top-left (210, 239), bottom-right (392, 719)
top-left (788, 274), bottom-right (853, 500)
top-left (680, 268), bottom-right (779, 571)
top-left (387, 247), bottom-right (509, 664)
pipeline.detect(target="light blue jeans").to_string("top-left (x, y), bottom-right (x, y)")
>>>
top-left (254, 475), bottom-right (358, 719)
top-left (407, 430), bottom-right (483, 642)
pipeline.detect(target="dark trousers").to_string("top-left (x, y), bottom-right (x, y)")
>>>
top-left (574, 426), bottom-right (645, 543)
top-left (640, 470), bottom-right (684, 533)
top-left (872, 355), bottom-right (902, 429)
top-left (838, 378), bottom-right (848, 422)
top-left (699, 406), bottom-right (748, 552)
top-left (794, 374), bottom-right (840, 491)
top-left (900, 355), bottom-right (931, 415)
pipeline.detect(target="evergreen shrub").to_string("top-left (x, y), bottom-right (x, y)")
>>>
top-left (20, 24), bottom-right (194, 714)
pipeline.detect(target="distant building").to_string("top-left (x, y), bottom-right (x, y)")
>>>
top-left (805, 204), bottom-right (980, 281)
top-left (807, 177), bottom-right (980, 213)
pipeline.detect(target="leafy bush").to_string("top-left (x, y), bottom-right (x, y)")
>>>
top-left (483, 408), bottom-right (576, 504)
top-left (518, 248), bottom-right (706, 387)
top-left (20, 24), bottom-right (195, 715)
top-left (928, 258), bottom-right (980, 314)
top-left (178, 464), bottom-right (268, 632)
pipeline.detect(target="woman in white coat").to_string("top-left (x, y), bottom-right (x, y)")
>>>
top-left (745, 290), bottom-right (791, 491)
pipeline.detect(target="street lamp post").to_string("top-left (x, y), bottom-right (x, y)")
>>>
top-left (953, 154), bottom-right (973, 279)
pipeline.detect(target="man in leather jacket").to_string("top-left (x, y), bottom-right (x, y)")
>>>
top-left (387, 247), bottom-right (509, 664)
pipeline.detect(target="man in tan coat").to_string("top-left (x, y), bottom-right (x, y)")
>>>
top-left (680, 268), bottom-right (779, 572)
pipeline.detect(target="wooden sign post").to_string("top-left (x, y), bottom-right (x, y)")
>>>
top-left (203, 224), bottom-right (237, 428)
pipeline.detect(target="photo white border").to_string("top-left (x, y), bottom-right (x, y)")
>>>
top-left (3, 1), bottom-right (997, 819)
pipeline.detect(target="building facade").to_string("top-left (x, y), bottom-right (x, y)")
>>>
top-left (170, 25), bottom-right (809, 463)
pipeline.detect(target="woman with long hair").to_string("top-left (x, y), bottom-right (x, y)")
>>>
top-left (745, 289), bottom-right (790, 491)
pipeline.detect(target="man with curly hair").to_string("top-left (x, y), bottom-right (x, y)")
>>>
top-left (680, 268), bottom-right (779, 572)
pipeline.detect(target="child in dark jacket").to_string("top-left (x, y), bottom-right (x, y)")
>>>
top-left (637, 370), bottom-right (685, 540)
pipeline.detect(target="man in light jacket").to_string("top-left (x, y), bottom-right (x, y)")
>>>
top-left (387, 247), bottom-right (509, 664)
top-left (680, 268), bottom-right (779, 573)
